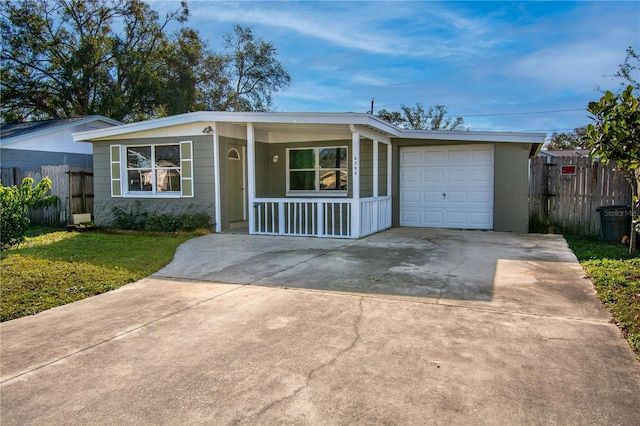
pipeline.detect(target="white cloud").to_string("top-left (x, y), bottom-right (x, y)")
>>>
top-left (187, 1), bottom-right (500, 58)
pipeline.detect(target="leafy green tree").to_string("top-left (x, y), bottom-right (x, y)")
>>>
top-left (0, 177), bottom-right (59, 250)
top-left (0, 1), bottom-right (290, 122)
top-left (202, 25), bottom-right (291, 112)
top-left (585, 85), bottom-right (640, 254)
top-left (377, 103), bottom-right (465, 130)
top-left (545, 127), bottom-right (587, 150)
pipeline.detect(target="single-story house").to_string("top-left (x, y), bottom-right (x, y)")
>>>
top-left (1, 116), bottom-right (122, 171)
top-left (73, 112), bottom-right (545, 238)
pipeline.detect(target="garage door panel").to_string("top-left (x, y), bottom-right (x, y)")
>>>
top-left (424, 191), bottom-right (444, 203)
top-left (401, 190), bottom-right (421, 203)
top-left (401, 170), bottom-right (421, 183)
top-left (446, 150), bottom-right (469, 164)
top-left (400, 145), bottom-right (494, 229)
top-left (423, 210), bottom-right (444, 226)
top-left (400, 150), bottom-right (422, 164)
top-left (470, 190), bottom-right (492, 204)
top-left (446, 191), bottom-right (467, 203)
top-left (469, 212), bottom-right (492, 228)
top-left (401, 209), bottom-right (421, 225)
top-left (445, 210), bottom-right (467, 225)
top-left (470, 168), bottom-right (492, 184)
top-left (472, 148), bottom-right (493, 162)
top-left (447, 170), bottom-right (470, 184)
top-left (424, 151), bottom-right (445, 164)
top-left (424, 169), bottom-right (445, 183)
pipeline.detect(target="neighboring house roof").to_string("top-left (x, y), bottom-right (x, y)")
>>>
top-left (73, 111), bottom-right (546, 150)
top-left (1, 116), bottom-right (122, 146)
top-left (539, 149), bottom-right (591, 158)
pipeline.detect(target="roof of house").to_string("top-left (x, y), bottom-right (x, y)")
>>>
top-left (1, 116), bottom-right (122, 145)
top-left (73, 111), bottom-right (547, 147)
top-left (539, 149), bottom-right (591, 158)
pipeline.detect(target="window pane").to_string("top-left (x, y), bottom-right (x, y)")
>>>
top-left (127, 147), bottom-right (151, 168)
top-left (128, 170), bottom-right (152, 191)
top-left (155, 145), bottom-right (180, 167)
top-left (319, 148), bottom-right (347, 169)
top-left (290, 171), bottom-right (316, 191)
top-left (289, 149), bottom-right (315, 169)
top-left (320, 170), bottom-right (348, 191)
top-left (156, 169), bottom-right (181, 192)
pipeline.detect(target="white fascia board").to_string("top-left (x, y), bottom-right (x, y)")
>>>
top-left (73, 111), bottom-right (402, 142)
top-left (73, 111), bottom-right (211, 142)
top-left (397, 129), bottom-right (547, 144)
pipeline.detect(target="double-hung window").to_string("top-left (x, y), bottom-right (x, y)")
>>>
top-left (110, 141), bottom-right (193, 197)
top-left (287, 147), bottom-right (347, 195)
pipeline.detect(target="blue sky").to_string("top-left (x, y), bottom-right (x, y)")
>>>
top-left (154, 1), bottom-right (639, 136)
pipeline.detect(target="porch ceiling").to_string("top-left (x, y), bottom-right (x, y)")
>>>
top-left (255, 122), bottom-right (351, 143)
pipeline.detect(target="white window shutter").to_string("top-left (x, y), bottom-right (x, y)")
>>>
top-left (110, 145), bottom-right (122, 197)
top-left (180, 141), bottom-right (194, 197)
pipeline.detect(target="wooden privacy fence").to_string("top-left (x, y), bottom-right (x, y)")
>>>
top-left (529, 156), bottom-right (632, 235)
top-left (1, 166), bottom-right (94, 227)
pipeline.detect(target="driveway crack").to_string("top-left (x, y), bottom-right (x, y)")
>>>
top-left (232, 297), bottom-right (364, 425)
top-left (0, 283), bottom-right (247, 384)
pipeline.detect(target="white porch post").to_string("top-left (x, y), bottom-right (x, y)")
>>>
top-left (352, 131), bottom-right (361, 238)
top-left (387, 143), bottom-right (392, 198)
top-left (212, 123), bottom-right (222, 233)
top-left (373, 139), bottom-right (379, 197)
top-left (247, 123), bottom-right (256, 234)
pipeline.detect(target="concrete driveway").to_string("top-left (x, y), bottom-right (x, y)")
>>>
top-left (1, 228), bottom-right (639, 425)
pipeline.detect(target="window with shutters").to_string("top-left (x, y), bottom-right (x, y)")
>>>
top-left (110, 141), bottom-right (193, 197)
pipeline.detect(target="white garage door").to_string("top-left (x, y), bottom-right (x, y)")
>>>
top-left (400, 145), bottom-right (494, 229)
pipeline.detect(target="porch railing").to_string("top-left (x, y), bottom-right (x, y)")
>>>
top-left (252, 196), bottom-right (391, 238)
top-left (360, 196), bottom-right (392, 237)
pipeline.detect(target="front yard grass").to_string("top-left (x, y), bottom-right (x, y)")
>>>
top-left (1, 227), bottom-right (204, 322)
top-left (564, 235), bottom-right (640, 356)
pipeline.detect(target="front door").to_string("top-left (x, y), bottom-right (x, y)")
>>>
top-left (228, 147), bottom-right (245, 222)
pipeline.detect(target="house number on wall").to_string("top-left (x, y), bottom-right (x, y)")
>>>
top-left (353, 157), bottom-right (358, 175)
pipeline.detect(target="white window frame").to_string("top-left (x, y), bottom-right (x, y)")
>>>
top-left (110, 141), bottom-right (193, 198)
top-left (286, 146), bottom-right (348, 196)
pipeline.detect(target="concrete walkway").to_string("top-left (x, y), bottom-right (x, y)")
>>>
top-left (1, 228), bottom-right (639, 425)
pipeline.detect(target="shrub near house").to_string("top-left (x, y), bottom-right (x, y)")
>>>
top-left (0, 177), bottom-right (59, 250)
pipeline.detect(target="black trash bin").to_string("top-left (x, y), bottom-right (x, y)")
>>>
top-left (596, 205), bottom-right (632, 242)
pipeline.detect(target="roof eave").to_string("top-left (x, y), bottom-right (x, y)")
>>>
top-left (396, 129), bottom-right (547, 144)
top-left (73, 111), bottom-right (402, 142)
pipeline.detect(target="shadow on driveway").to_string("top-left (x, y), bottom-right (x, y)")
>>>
top-left (154, 227), bottom-right (580, 303)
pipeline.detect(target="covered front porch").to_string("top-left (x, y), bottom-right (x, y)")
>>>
top-left (210, 117), bottom-right (394, 238)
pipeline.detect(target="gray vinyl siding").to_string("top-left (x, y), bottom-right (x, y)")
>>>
top-left (378, 143), bottom-right (388, 197)
top-left (92, 136), bottom-right (215, 228)
top-left (360, 141), bottom-right (373, 198)
top-left (255, 139), bottom-right (354, 198)
top-left (493, 142), bottom-right (531, 233)
top-left (360, 140), bottom-right (390, 198)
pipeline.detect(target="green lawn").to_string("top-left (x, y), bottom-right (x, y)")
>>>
top-left (564, 235), bottom-right (640, 356)
top-left (0, 227), bottom-right (204, 321)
